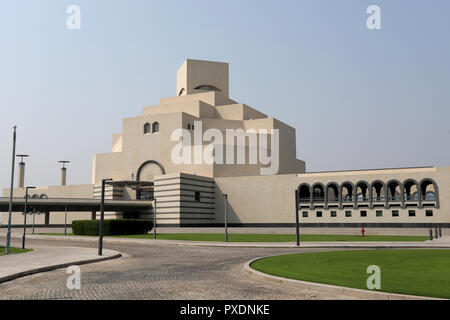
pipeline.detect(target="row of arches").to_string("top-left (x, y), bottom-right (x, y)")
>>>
top-left (21, 193), bottom-right (48, 215)
top-left (144, 122), bottom-right (159, 134)
top-left (24, 193), bottom-right (48, 200)
top-left (298, 178), bottom-right (439, 209)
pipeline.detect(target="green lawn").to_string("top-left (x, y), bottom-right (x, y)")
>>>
top-left (250, 249), bottom-right (450, 299)
top-left (40, 233), bottom-right (428, 242)
top-left (0, 247), bottom-right (32, 255)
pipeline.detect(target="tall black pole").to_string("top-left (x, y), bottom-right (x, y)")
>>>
top-left (98, 178), bottom-right (110, 256)
top-left (64, 205), bottom-right (67, 236)
top-left (6, 126), bottom-right (17, 254)
top-left (224, 194), bottom-right (228, 243)
top-left (22, 187), bottom-right (34, 249)
top-left (295, 190), bottom-right (300, 247)
top-left (32, 209), bottom-right (36, 235)
top-left (153, 198), bottom-right (157, 240)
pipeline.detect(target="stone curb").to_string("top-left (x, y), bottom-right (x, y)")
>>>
top-left (244, 255), bottom-right (445, 300)
top-left (13, 234), bottom-right (450, 249)
top-left (0, 251), bottom-right (122, 284)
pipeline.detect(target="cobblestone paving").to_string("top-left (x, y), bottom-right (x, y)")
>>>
top-left (0, 238), bottom-right (351, 300)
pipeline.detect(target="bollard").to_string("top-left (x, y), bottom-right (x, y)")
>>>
top-left (439, 228), bottom-right (442, 238)
top-left (429, 229), bottom-right (433, 241)
top-left (435, 228), bottom-right (438, 239)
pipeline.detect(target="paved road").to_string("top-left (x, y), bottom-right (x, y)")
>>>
top-left (0, 237), bottom-right (351, 300)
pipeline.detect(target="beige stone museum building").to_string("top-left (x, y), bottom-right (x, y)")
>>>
top-left (2, 59), bottom-right (449, 229)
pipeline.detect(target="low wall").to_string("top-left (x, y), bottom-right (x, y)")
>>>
top-left (3, 226), bottom-right (445, 237)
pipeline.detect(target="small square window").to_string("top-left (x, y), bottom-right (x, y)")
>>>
top-left (302, 211), bottom-right (308, 218)
top-left (194, 191), bottom-right (201, 202)
top-left (360, 210), bottom-right (367, 217)
top-left (376, 210), bottom-right (383, 217)
top-left (331, 211), bottom-right (337, 217)
top-left (426, 210), bottom-right (433, 217)
top-left (316, 211), bottom-right (322, 218)
top-left (392, 210), bottom-right (399, 217)
top-left (345, 211), bottom-right (352, 217)
top-left (408, 210), bottom-right (416, 217)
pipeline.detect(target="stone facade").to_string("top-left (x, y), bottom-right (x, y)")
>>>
top-left (1, 59), bottom-right (448, 228)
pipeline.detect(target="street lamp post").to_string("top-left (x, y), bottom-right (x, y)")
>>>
top-left (153, 198), bottom-right (157, 240)
top-left (5, 126), bottom-right (17, 255)
top-left (224, 194), bottom-right (228, 243)
top-left (64, 205), bottom-right (68, 236)
top-left (98, 178), bottom-right (112, 256)
top-left (22, 186), bottom-right (36, 249)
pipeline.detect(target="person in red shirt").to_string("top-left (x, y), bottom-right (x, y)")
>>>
top-left (361, 227), bottom-right (366, 237)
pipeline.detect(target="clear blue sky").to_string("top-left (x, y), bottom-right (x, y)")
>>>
top-left (0, 0), bottom-right (449, 187)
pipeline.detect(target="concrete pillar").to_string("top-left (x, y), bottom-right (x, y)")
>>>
top-left (418, 191), bottom-right (423, 209)
top-left (18, 162), bottom-right (25, 188)
top-left (61, 167), bottom-right (67, 186)
top-left (45, 211), bottom-right (50, 226)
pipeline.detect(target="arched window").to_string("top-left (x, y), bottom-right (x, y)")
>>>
top-left (420, 179), bottom-right (438, 201)
top-left (370, 181), bottom-right (385, 202)
top-left (312, 183), bottom-right (325, 203)
top-left (326, 183), bottom-right (339, 203)
top-left (356, 181), bottom-right (369, 202)
top-left (194, 85), bottom-right (221, 92)
top-left (341, 182), bottom-right (354, 202)
top-left (403, 179), bottom-right (419, 201)
top-left (152, 122), bottom-right (159, 133)
top-left (387, 180), bottom-right (402, 201)
top-left (298, 184), bottom-right (311, 203)
top-left (144, 123), bottom-right (151, 134)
